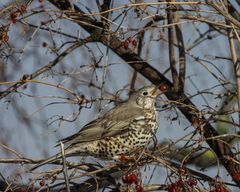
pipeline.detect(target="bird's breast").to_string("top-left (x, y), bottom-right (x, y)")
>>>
top-left (131, 109), bottom-right (158, 134)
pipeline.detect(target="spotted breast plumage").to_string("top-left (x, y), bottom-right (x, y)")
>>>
top-left (31, 85), bottom-right (161, 170)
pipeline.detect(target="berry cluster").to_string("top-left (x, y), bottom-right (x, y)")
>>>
top-left (0, 31), bottom-right (9, 44)
top-left (167, 177), bottom-right (198, 192)
top-left (122, 37), bottom-right (137, 50)
top-left (10, 4), bottom-right (27, 24)
top-left (122, 172), bottom-right (144, 192)
top-left (210, 185), bottom-right (228, 192)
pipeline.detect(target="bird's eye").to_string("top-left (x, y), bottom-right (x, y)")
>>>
top-left (143, 91), bottom-right (148, 96)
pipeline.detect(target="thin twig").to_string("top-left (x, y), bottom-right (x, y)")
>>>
top-left (60, 142), bottom-right (70, 192)
top-left (0, 37), bottom-right (93, 100)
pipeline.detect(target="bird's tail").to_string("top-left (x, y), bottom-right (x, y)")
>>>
top-left (30, 153), bottom-right (61, 171)
top-left (30, 145), bottom-right (84, 171)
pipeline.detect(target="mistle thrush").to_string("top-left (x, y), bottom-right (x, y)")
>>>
top-left (31, 85), bottom-right (161, 170)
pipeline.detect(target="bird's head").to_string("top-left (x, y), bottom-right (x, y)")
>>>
top-left (130, 85), bottom-right (162, 109)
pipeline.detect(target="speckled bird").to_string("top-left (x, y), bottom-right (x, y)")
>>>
top-left (31, 85), bottom-right (161, 170)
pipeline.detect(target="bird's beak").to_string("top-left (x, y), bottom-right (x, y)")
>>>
top-left (151, 87), bottom-right (161, 97)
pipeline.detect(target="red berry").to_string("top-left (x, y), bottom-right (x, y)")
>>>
top-left (233, 171), bottom-right (240, 180)
top-left (136, 184), bottom-right (144, 192)
top-left (210, 186), bottom-right (228, 192)
top-left (122, 41), bottom-right (129, 49)
top-left (119, 154), bottom-right (127, 162)
top-left (175, 179), bottom-right (183, 188)
top-left (132, 39), bottom-right (137, 47)
top-left (39, 179), bottom-right (45, 187)
top-left (159, 83), bottom-right (169, 92)
top-left (4, 35), bottom-right (9, 42)
top-left (178, 167), bottom-right (186, 175)
top-left (10, 11), bottom-right (18, 19)
top-left (122, 173), bottom-right (138, 185)
top-left (20, 4), bottom-right (27, 12)
top-left (12, 18), bottom-right (17, 24)
top-left (187, 177), bottom-right (197, 186)
top-left (2, 33), bottom-right (9, 42)
top-left (10, 11), bottom-right (18, 24)
top-left (167, 183), bottom-right (180, 192)
top-left (129, 173), bottom-right (137, 183)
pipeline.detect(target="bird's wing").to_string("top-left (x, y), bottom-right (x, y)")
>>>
top-left (60, 102), bottom-right (145, 145)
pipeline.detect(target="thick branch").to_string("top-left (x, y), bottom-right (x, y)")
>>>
top-left (166, 2), bottom-right (179, 92)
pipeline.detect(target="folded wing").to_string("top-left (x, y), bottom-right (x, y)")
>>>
top-left (60, 101), bottom-right (145, 145)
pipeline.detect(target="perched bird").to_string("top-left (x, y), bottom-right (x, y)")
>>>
top-left (31, 85), bottom-right (161, 170)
